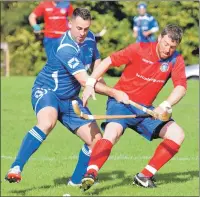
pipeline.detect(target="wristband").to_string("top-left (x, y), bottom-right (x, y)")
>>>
top-left (32, 24), bottom-right (41, 31)
top-left (86, 77), bottom-right (97, 88)
top-left (159, 101), bottom-right (172, 113)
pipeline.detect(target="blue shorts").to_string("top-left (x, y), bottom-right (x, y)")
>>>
top-left (31, 87), bottom-right (94, 133)
top-left (101, 97), bottom-right (174, 141)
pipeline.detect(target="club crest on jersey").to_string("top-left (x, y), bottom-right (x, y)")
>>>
top-left (68, 57), bottom-right (79, 69)
top-left (60, 8), bottom-right (66, 14)
top-left (160, 62), bottom-right (169, 72)
top-left (34, 88), bottom-right (47, 99)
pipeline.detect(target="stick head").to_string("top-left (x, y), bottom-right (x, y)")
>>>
top-left (159, 111), bottom-right (172, 121)
top-left (72, 100), bottom-right (81, 116)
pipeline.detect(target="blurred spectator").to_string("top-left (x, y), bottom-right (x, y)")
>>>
top-left (133, 2), bottom-right (159, 42)
top-left (29, 0), bottom-right (74, 59)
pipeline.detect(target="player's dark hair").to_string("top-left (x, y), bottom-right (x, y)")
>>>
top-left (72, 8), bottom-right (91, 21)
top-left (161, 24), bottom-right (183, 44)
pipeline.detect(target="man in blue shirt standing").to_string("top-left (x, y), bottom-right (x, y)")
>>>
top-left (5, 8), bottom-right (129, 185)
top-left (133, 2), bottom-right (159, 42)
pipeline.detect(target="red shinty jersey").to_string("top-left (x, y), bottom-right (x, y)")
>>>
top-left (33, 1), bottom-right (74, 38)
top-left (110, 42), bottom-right (187, 106)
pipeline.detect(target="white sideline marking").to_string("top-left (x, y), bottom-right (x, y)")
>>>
top-left (63, 194), bottom-right (71, 196)
top-left (1, 155), bottom-right (198, 161)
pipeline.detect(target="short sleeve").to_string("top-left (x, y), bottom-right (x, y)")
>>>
top-left (150, 16), bottom-right (159, 30)
top-left (93, 42), bottom-right (100, 61)
top-left (171, 55), bottom-right (187, 89)
top-left (33, 2), bottom-right (44, 17)
top-left (67, 4), bottom-right (74, 17)
top-left (110, 44), bottom-right (136, 67)
top-left (133, 16), bottom-right (138, 31)
top-left (56, 45), bottom-right (85, 75)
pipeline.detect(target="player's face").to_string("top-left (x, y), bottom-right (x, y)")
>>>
top-left (157, 35), bottom-right (178, 59)
top-left (138, 8), bottom-right (146, 16)
top-left (70, 16), bottom-right (91, 43)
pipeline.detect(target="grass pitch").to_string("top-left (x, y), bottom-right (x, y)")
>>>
top-left (1, 76), bottom-right (199, 196)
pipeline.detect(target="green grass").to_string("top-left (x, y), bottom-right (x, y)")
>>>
top-left (1, 76), bottom-right (199, 196)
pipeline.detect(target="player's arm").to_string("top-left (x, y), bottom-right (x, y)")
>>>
top-left (82, 57), bottom-right (128, 105)
top-left (154, 56), bottom-right (187, 115)
top-left (92, 59), bottom-right (106, 85)
top-left (163, 56), bottom-right (187, 107)
top-left (29, 13), bottom-right (37, 27)
top-left (152, 17), bottom-right (159, 30)
top-left (149, 17), bottom-right (159, 34)
top-left (143, 17), bottom-right (159, 37)
top-left (82, 45), bottom-right (134, 106)
top-left (90, 38), bottom-right (106, 85)
top-left (75, 71), bottom-right (129, 106)
top-left (81, 57), bottom-right (112, 105)
top-left (90, 44), bottom-right (133, 82)
top-left (56, 45), bottom-right (129, 105)
top-left (154, 86), bottom-right (186, 118)
top-left (133, 28), bottom-right (138, 38)
top-left (90, 57), bottom-right (112, 80)
top-left (28, 3), bottom-right (44, 32)
top-left (133, 17), bottom-right (138, 38)
top-left (165, 85), bottom-right (186, 106)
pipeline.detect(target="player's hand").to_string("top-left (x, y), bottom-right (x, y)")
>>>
top-left (153, 106), bottom-right (165, 118)
top-left (112, 89), bottom-right (129, 104)
top-left (143, 31), bottom-right (150, 37)
top-left (153, 106), bottom-right (172, 121)
top-left (82, 85), bottom-right (96, 107)
top-left (32, 24), bottom-right (41, 33)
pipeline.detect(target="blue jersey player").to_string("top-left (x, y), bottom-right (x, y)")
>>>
top-left (133, 2), bottom-right (159, 42)
top-left (5, 8), bottom-right (129, 185)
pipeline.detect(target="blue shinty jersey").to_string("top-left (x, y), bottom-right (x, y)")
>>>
top-left (133, 13), bottom-right (159, 42)
top-left (32, 30), bottom-right (100, 100)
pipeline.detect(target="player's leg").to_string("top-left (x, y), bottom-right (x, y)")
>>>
top-left (81, 122), bottom-right (123, 190)
top-left (58, 99), bottom-right (102, 186)
top-left (5, 90), bottom-right (59, 183)
top-left (69, 121), bottom-right (102, 186)
top-left (133, 117), bottom-right (184, 188)
top-left (86, 122), bottom-right (123, 177)
top-left (81, 98), bottom-right (129, 191)
top-left (139, 121), bottom-right (184, 179)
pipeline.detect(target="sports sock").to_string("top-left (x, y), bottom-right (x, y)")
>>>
top-left (87, 139), bottom-right (113, 177)
top-left (70, 144), bottom-right (91, 184)
top-left (11, 126), bottom-right (46, 171)
top-left (141, 139), bottom-right (180, 177)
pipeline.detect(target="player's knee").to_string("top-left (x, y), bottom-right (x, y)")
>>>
top-left (103, 122), bottom-right (123, 144)
top-left (177, 128), bottom-right (185, 144)
top-left (86, 133), bottom-right (102, 147)
top-left (36, 107), bottom-right (58, 134)
top-left (37, 119), bottom-right (56, 135)
top-left (167, 126), bottom-right (185, 145)
top-left (103, 131), bottom-right (119, 144)
top-left (95, 133), bottom-right (102, 141)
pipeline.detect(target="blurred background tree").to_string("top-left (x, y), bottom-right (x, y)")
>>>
top-left (1, 1), bottom-right (199, 76)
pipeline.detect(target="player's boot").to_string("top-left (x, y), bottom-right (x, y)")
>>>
top-left (5, 166), bottom-right (21, 183)
top-left (67, 179), bottom-right (82, 187)
top-left (133, 173), bottom-right (156, 188)
top-left (81, 172), bottom-right (96, 191)
top-left (67, 177), bottom-right (99, 187)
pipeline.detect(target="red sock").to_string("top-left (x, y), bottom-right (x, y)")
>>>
top-left (87, 139), bottom-right (113, 177)
top-left (141, 139), bottom-right (180, 177)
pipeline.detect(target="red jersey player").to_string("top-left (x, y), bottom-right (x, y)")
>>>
top-left (80, 24), bottom-right (187, 190)
top-left (29, 1), bottom-right (74, 59)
